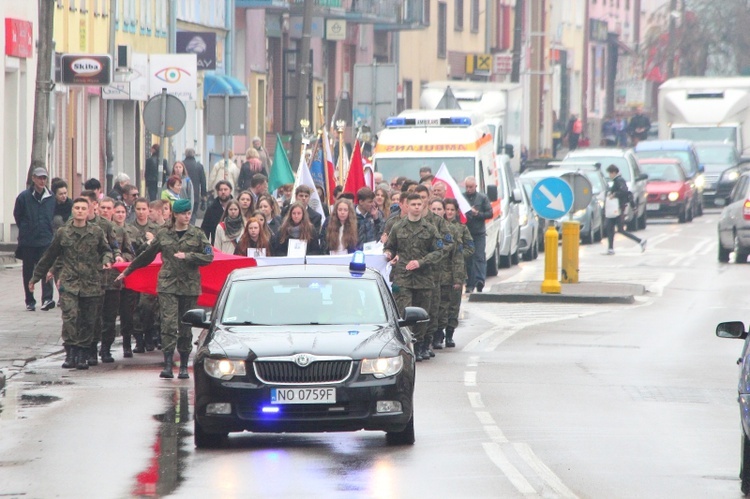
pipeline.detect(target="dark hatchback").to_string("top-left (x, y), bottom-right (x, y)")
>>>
top-left (185, 263), bottom-right (425, 448)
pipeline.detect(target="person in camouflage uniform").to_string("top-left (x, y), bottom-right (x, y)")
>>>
top-left (438, 198), bottom-right (474, 348)
top-left (117, 199), bottom-right (214, 379)
top-left (80, 190), bottom-right (123, 366)
top-left (122, 197), bottom-right (160, 356)
top-left (383, 193), bottom-right (444, 361)
top-left (29, 197), bottom-right (113, 369)
top-left (414, 185), bottom-right (452, 358)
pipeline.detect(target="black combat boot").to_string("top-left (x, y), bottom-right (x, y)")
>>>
top-left (132, 333), bottom-right (145, 354)
top-left (177, 352), bottom-right (190, 379)
top-left (87, 343), bottom-right (98, 366)
top-left (122, 334), bottom-right (133, 358)
top-left (75, 347), bottom-right (89, 370)
top-left (61, 345), bottom-right (75, 369)
top-left (100, 342), bottom-right (114, 363)
top-left (160, 351), bottom-right (174, 379)
top-left (418, 340), bottom-right (431, 361)
top-left (432, 330), bottom-right (445, 350)
top-left (145, 331), bottom-right (155, 352)
top-left (445, 327), bottom-right (456, 348)
top-left (414, 341), bottom-right (424, 362)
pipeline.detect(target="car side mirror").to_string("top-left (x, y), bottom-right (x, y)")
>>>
top-left (716, 321), bottom-right (748, 339)
top-left (511, 187), bottom-right (523, 204)
top-left (183, 308), bottom-right (211, 329)
top-left (698, 164), bottom-right (705, 173)
top-left (486, 185), bottom-right (498, 202)
top-left (638, 173), bottom-right (649, 181)
top-left (398, 306), bottom-right (429, 327)
top-left (504, 144), bottom-right (515, 158)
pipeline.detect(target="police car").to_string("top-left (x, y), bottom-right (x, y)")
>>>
top-left (184, 253), bottom-right (426, 448)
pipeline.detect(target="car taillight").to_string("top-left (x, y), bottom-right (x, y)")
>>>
top-left (744, 200), bottom-right (750, 220)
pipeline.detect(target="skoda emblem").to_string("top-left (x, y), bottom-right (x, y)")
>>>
top-left (294, 354), bottom-right (312, 367)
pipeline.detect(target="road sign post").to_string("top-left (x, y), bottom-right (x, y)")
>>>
top-left (143, 90), bottom-right (187, 191)
top-left (531, 178), bottom-right (574, 294)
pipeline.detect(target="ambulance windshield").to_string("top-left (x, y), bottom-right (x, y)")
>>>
top-left (374, 157), bottom-right (475, 186)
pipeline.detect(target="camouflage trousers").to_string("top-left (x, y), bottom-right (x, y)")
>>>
top-left (59, 291), bottom-right (102, 348)
top-left (438, 285), bottom-right (462, 331)
top-left (101, 289), bottom-right (121, 346)
top-left (393, 286), bottom-right (431, 341)
top-left (135, 293), bottom-right (160, 338)
top-left (426, 280), bottom-right (442, 344)
top-left (119, 289), bottom-right (138, 338)
top-left (158, 293), bottom-right (197, 354)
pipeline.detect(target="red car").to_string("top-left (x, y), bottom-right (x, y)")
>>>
top-left (638, 158), bottom-right (695, 223)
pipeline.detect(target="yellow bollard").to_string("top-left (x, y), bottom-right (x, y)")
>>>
top-left (541, 225), bottom-right (561, 293)
top-left (561, 221), bottom-right (580, 284)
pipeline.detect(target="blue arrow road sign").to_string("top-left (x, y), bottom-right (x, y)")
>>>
top-left (531, 177), bottom-right (574, 220)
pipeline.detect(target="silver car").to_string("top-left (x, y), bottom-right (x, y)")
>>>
top-left (718, 171), bottom-right (750, 263)
top-left (516, 179), bottom-right (539, 260)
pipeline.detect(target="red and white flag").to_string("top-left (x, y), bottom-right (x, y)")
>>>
top-left (321, 127), bottom-right (338, 204)
top-left (343, 140), bottom-right (366, 203)
top-left (433, 163), bottom-right (472, 223)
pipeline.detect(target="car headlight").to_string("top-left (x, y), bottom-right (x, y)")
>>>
top-left (360, 356), bottom-right (404, 378)
top-left (520, 213), bottom-right (528, 226)
top-left (204, 358), bottom-right (247, 380)
top-left (723, 169), bottom-right (740, 182)
top-left (667, 191), bottom-right (680, 202)
top-left (695, 174), bottom-right (706, 188)
top-left (572, 208), bottom-right (587, 219)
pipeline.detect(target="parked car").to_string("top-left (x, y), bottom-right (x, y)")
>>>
top-left (634, 139), bottom-right (705, 216)
top-left (516, 179), bottom-right (539, 260)
top-left (694, 141), bottom-right (746, 207)
top-left (519, 176), bottom-right (547, 252)
top-left (718, 171), bottom-right (750, 263)
top-left (520, 165), bottom-right (605, 245)
top-left (186, 259), bottom-right (425, 448)
top-left (563, 148), bottom-right (649, 230)
top-left (715, 321), bottom-right (750, 494)
top-left (491, 159), bottom-right (522, 271)
top-left (638, 158), bottom-right (695, 223)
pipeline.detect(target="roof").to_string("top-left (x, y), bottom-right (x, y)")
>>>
top-left (635, 140), bottom-right (694, 151)
top-left (566, 148), bottom-right (630, 158)
top-left (636, 157), bottom-right (683, 165)
top-left (228, 264), bottom-right (380, 282)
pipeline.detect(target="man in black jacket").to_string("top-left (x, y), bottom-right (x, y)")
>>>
top-left (627, 106), bottom-right (651, 146)
top-left (13, 167), bottom-right (56, 311)
top-left (145, 144), bottom-right (167, 201)
top-left (605, 164), bottom-right (646, 255)
top-left (182, 148), bottom-right (207, 224)
top-left (463, 176), bottom-right (493, 293)
top-left (281, 185), bottom-right (322, 231)
top-left (201, 180), bottom-right (233, 244)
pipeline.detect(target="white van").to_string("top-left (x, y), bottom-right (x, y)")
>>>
top-left (373, 109), bottom-right (522, 274)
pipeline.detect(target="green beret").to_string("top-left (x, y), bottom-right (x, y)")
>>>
top-left (172, 199), bottom-right (192, 213)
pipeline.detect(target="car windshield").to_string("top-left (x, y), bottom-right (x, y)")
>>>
top-left (582, 171), bottom-right (605, 194)
top-left (374, 157), bottom-right (475, 186)
top-left (695, 145), bottom-right (737, 166)
top-left (564, 157), bottom-right (631, 181)
top-left (672, 126), bottom-right (736, 146)
top-left (635, 150), bottom-right (697, 175)
top-left (221, 277), bottom-right (388, 326)
top-left (640, 163), bottom-right (683, 182)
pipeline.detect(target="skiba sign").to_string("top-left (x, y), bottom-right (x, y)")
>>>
top-left (60, 54), bottom-right (112, 86)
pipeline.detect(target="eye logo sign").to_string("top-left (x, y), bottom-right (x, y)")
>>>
top-left (155, 67), bottom-right (192, 84)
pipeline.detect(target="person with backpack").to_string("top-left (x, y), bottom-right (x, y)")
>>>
top-left (604, 164), bottom-right (647, 255)
top-left (565, 115), bottom-right (583, 151)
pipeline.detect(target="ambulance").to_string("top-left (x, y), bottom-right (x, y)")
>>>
top-left (373, 109), bottom-right (522, 275)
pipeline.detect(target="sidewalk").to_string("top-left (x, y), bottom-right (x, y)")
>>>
top-left (0, 257), bottom-right (64, 386)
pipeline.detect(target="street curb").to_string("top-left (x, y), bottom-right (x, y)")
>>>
top-left (0, 370), bottom-right (5, 392)
top-left (468, 292), bottom-right (637, 305)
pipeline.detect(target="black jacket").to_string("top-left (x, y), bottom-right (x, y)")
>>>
top-left (200, 197), bottom-right (230, 244)
top-left (609, 175), bottom-right (631, 210)
top-left (145, 153), bottom-right (168, 184)
top-left (281, 204), bottom-right (322, 231)
top-left (271, 227), bottom-right (320, 256)
top-left (183, 156), bottom-right (206, 202)
top-left (13, 187), bottom-right (56, 247)
top-left (463, 191), bottom-right (493, 236)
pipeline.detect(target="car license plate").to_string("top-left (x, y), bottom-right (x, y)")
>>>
top-left (646, 203), bottom-right (660, 210)
top-left (715, 198), bottom-right (725, 206)
top-left (271, 387), bottom-right (336, 404)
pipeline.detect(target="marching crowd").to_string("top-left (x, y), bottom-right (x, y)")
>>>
top-left (14, 151), bottom-right (492, 378)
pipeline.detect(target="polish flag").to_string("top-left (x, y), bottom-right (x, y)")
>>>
top-left (343, 140), bottom-right (366, 203)
top-left (433, 163), bottom-right (471, 223)
top-left (321, 127), bottom-right (338, 204)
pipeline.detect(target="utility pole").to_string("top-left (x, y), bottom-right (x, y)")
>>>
top-left (291, 0), bottom-right (315, 169)
top-left (666, 0), bottom-right (678, 79)
top-left (105, 0), bottom-right (116, 193)
top-left (29, 0), bottom-right (55, 186)
top-left (510, 0), bottom-right (524, 83)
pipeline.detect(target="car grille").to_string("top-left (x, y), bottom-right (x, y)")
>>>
top-left (254, 359), bottom-right (353, 385)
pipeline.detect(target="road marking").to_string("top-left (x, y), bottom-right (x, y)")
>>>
top-left (668, 237), bottom-right (714, 266)
top-left (467, 355), bottom-right (479, 367)
top-left (484, 424), bottom-right (509, 443)
top-left (482, 442), bottom-right (537, 495)
top-left (475, 410), bottom-right (496, 426)
top-left (468, 391), bottom-right (484, 409)
top-left (464, 371), bottom-right (477, 386)
top-left (514, 443), bottom-right (579, 498)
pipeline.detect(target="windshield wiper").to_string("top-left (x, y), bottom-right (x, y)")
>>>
top-left (222, 321), bottom-right (270, 326)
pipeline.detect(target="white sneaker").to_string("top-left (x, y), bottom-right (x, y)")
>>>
top-left (639, 239), bottom-right (647, 253)
top-left (606, 249), bottom-right (615, 255)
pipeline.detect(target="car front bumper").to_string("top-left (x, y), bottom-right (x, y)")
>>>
top-left (194, 364), bottom-right (415, 435)
top-left (646, 200), bottom-right (684, 217)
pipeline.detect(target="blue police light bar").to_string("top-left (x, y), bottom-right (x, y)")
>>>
top-left (349, 251), bottom-right (366, 273)
top-left (262, 406), bottom-right (280, 413)
top-left (384, 116), bottom-right (472, 127)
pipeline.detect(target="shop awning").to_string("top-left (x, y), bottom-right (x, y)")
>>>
top-left (203, 73), bottom-right (248, 99)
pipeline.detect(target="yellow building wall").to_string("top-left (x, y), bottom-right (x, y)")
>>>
top-left (399, 0), bottom-right (488, 107)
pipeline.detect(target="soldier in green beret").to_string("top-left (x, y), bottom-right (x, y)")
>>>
top-left (116, 199), bottom-right (214, 379)
top-left (30, 197), bottom-right (114, 369)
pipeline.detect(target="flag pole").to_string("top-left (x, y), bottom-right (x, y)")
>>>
top-left (316, 98), bottom-right (331, 201)
top-left (336, 119), bottom-right (346, 183)
top-left (299, 119), bottom-right (310, 172)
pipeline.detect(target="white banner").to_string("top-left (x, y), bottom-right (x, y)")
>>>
top-left (149, 53), bottom-right (198, 101)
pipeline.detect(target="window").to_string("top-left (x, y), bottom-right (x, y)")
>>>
top-left (80, 0), bottom-right (88, 13)
top-left (470, 0), bottom-right (479, 32)
top-left (438, 2), bottom-right (447, 58)
top-left (423, 0), bottom-right (430, 25)
top-left (454, 0), bottom-right (463, 31)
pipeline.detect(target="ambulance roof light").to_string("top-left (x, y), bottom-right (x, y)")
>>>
top-left (384, 116), bottom-right (472, 128)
